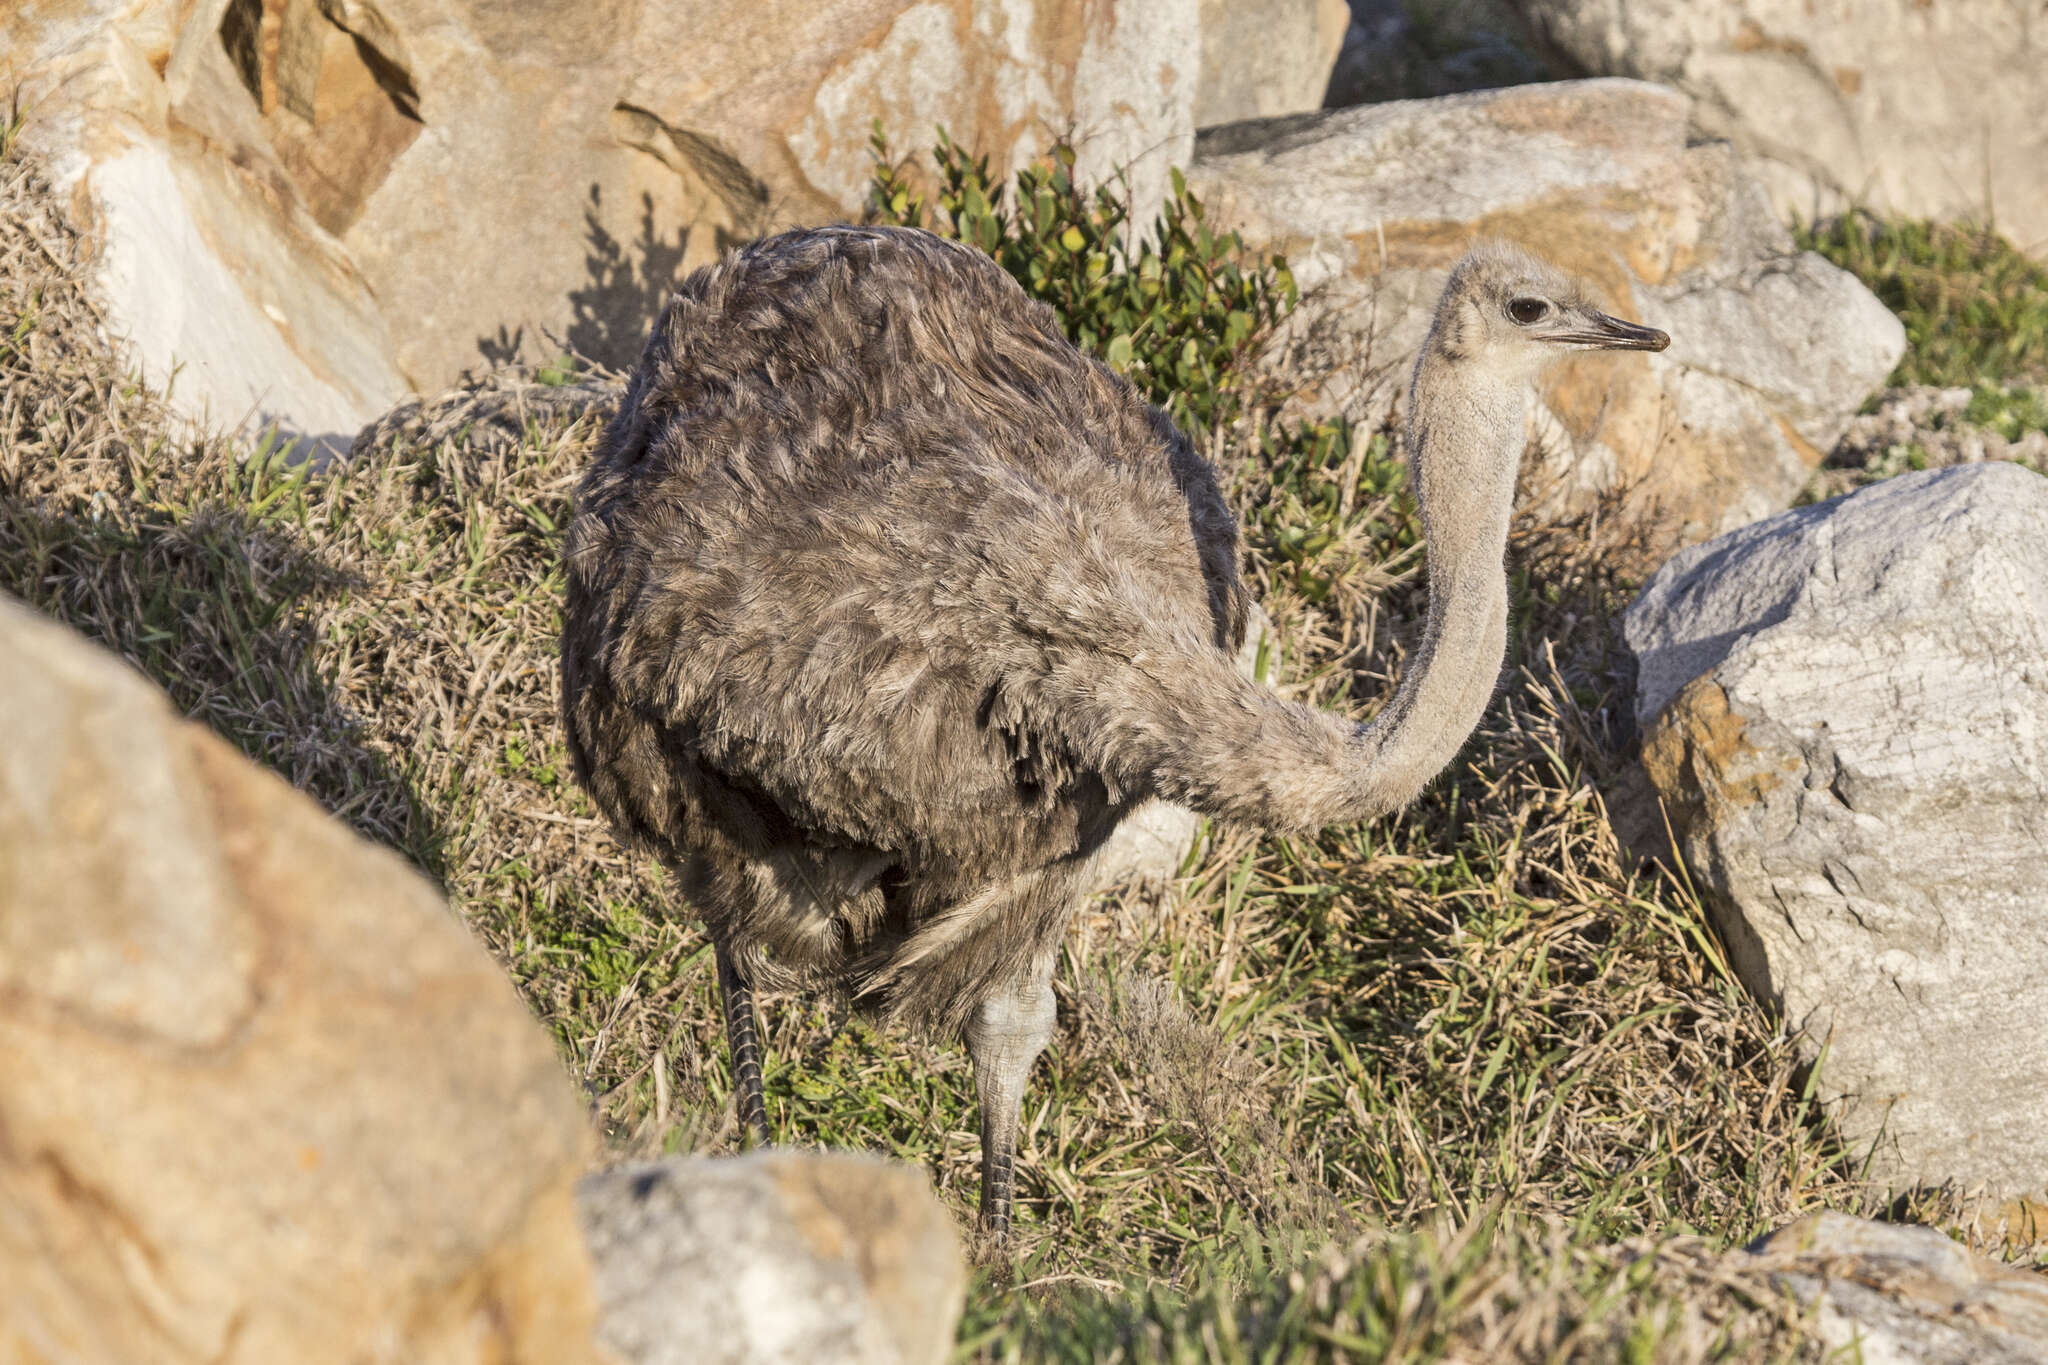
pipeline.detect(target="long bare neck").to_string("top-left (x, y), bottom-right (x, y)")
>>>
top-left (1347, 350), bottom-right (1521, 813)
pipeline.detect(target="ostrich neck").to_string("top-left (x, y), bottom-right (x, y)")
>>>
top-left (1354, 372), bottom-right (1520, 809)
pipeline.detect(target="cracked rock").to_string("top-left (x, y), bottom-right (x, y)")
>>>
top-left (1622, 463), bottom-right (2048, 1201)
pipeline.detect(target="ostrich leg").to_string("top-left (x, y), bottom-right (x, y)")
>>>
top-left (965, 956), bottom-right (1057, 1242)
top-left (716, 944), bottom-right (771, 1145)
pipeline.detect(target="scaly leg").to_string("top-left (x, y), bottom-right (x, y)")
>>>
top-left (964, 955), bottom-right (1057, 1243)
top-left (716, 943), bottom-right (770, 1147)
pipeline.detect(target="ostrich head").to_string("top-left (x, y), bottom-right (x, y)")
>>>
top-left (1422, 241), bottom-right (1670, 385)
top-left (1368, 241), bottom-right (1671, 813)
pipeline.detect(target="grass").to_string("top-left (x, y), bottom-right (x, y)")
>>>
top-left (1797, 212), bottom-right (2048, 495)
top-left (7, 133), bottom-right (2038, 1360)
top-left (1798, 212), bottom-right (2048, 391)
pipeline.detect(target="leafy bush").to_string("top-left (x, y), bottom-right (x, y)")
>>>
top-left (867, 125), bottom-right (1296, 431)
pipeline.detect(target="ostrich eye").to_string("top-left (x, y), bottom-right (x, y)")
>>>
top-left (1508, 297), bottom-right (1549, 325)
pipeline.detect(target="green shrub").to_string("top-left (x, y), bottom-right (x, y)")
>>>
top-left (867, 125), bottom-right (1296, 431)
top-left (1963, 381), bottom-right (2048, 441)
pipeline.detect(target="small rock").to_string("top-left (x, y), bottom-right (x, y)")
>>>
top-left (1623, 463), bottom-right (2048, 1200)
top-left (1745, 1212), bottom-right (2048, 1364)
top-left (1810, 385), bottom-right (2048, 503)
top-left (578, 1151), bottom-right (967, 1365)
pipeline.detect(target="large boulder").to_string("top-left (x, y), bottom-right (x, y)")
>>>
top-left (578, 1152), bottom-right (966, 1365)
top-left (1189, 78), bottom-right (1904, 552)
top-left (0, 594), bottom-right (602, 1363)
top-left (1516, 0), bottom-right (2048, 258)
top-left (1195, 0), bottom-right (1351, 128)
top-left (1623, 463), bottom-right (2048, 1201)
top-left (12, 0), bottom-right (1200, 440)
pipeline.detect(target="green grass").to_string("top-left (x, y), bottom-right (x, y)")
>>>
top-left (1798, 211), bottom-right (2048, 493)
top-left (12, 128), bottom-right (2037, 1361)
top-left (1963, 381), bottom-right (2048, 440)
top-left (1798, 211), bottom-right (2048, 391)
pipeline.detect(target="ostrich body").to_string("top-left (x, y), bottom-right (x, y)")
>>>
top-left (561, 226), bottom-right (1667, 1238)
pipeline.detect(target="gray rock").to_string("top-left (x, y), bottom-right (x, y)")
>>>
top-left (578, 1151), bottom-right (966, 1365)
top-left (1196, 0), bottom-right (1350, 127)
top-left (1746, 1213), bottom-right (2048, 1364)
top-left (1515, 0), bottom-right (2048, 257)
top-left (1190, 79), bottom-right (1902, 558)
top-left (1623, 463), bottom-right (2048, 1199)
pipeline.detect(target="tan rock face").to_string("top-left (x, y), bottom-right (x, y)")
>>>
top-left (6, 0), bottom-right (413, 450)
top-left (578, 1151), bottom-right (967, 1365)
top-left (14, 0), bottom-right (1200, 428)
top-left (1190, 79), bottom-right (1904, 554)
top-left (0, 595), bottom-right (600, 1364)
top-left (1519, 0), bottom-right (2048, 259)
top-left (1194, 0), bottom-right (1350, 128)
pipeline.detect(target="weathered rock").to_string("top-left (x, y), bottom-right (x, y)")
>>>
top-left (1623, 463), bottom-right (2048, 1200)
top-left (1516, 0), bottom-right (2048, 258)
top-left (0, 594), bottom-right (601, 1363)
top-left (13, 0), bottom-right (1200, 437)
top-left (1196, 0), bottom-right (1350, 127)
top-left (9, 1), bottom-right (413, 454)
top-left (1745, 1213), bottom-right (2048, 1364)
top-left (578, 1151), bottom-right (966, 1365)
top-left (1190, 78), bottom-right (1904, 553)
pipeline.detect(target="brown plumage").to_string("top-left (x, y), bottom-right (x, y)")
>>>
top-left (561, 226), bottom-right (1668, 1239)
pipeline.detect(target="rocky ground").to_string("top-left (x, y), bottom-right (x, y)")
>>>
top-left (1806, 385), bottom-right (2048, 502)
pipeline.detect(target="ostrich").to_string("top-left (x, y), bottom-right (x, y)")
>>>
top-left (560, 227), bottom-right (1667, 1239)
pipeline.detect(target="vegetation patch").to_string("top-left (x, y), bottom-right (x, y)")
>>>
top-left (1798, 212), bottom-right (2048, 500)
top-left (1799, 211), bottom-right (2048, 392)
top-left (868, 124), bottom-right (1295, 433)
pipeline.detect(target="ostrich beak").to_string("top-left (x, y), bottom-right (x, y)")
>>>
top-left (1546, 307), bottom-right (1670, 352)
